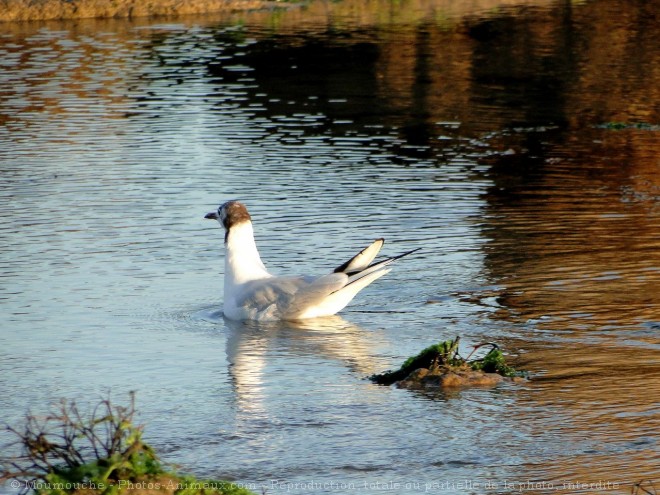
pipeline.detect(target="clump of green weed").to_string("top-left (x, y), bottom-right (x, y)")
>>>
top-left (469, 346), bottom-right (520, 378)
top-left (371, 337), bottom-right (462, 385)
top-left (0, 392), bottom-right (162, 494)
top-left (1, 394), bottom-right (257, 495)
top-left (596, 122), bottom-right (659, 130)
top-left (371, 337), bottom-right (525, 385)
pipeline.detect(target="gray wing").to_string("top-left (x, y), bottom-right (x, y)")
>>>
top-left (235, 274), bottom-right (348, 319)
top-left (234, 277), bottom-right (304, 315)
top-left (280, 273), bottom-right (349, 319)
top-left (279, 244), bottom-right (420, 318)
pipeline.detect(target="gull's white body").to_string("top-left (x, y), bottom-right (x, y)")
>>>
top-left (206, 201), bottom-right (416, 321)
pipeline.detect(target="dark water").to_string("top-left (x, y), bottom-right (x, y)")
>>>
top-left (1, 0), bottom-right (659, 493)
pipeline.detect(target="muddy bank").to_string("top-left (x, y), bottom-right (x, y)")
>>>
top-left (1, 0), bottom-right (560, 23)
top-left (0, 0), bottom-right (282, 22)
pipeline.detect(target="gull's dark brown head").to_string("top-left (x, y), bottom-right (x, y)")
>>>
top-left (205, 201), bottom-right (252, 239)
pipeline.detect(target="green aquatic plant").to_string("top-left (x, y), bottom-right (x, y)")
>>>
top-left (0, 393), bottom-right (255, 495)
top-left (469, 346), bottom-right (520, 378)
top-left (371, 337), bottom-right (462, 385)
top-left (596, 122), bottom-right (659, 130)
top-left (371, 337), bottom-right (525, 386)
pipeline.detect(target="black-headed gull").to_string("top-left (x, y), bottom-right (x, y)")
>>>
top-left (205, 201), bottom-right (418, 321)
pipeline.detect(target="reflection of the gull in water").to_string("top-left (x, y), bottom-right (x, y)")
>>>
top-left (223, 316), bottom-right (381, 412)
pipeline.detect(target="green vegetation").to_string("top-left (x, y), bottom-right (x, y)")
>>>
top-left (371, 336), bottom-right (525, 386)
top-left (371, 338), bottom-right (462, 385)
top-left (0, 393), bottom-right (255, 495)
top-left (469, 346), bottom-right (519, 378)
top-left (596, 122), bottom-right (659, 130)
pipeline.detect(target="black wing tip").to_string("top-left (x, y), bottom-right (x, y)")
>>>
top-left (392, 247), bottom-right (421, 260)
top-left (333, 262), bottom-right (349, 273)
top-left (334, 241), bottom-right (418, 275)
top-left (333, 238), bottom-right (386, 274)
top-left (344, 247), bottom-right (421, 275)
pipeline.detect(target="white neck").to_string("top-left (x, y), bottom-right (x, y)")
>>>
top-left (224, 221), bottom-right (271, 290)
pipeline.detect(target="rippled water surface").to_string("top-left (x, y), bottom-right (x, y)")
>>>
top-left (1, 0), bottom-right (659, 493)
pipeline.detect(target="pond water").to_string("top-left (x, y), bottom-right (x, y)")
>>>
top-left (1, 0), bottom-right (659, 493)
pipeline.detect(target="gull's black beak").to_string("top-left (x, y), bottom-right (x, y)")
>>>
top-left (204, 212), bottom-right (219, 220)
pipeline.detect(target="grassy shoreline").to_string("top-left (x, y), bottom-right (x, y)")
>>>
top-left (0, 0), bottom-right (288, 23)
top-left (0, 394), bottom-right (256, 495)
